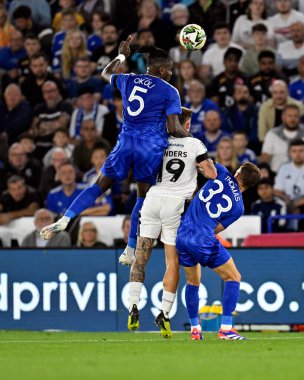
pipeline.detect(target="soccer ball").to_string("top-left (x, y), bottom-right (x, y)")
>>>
top-left (179, 24), bottom-right (207, 51)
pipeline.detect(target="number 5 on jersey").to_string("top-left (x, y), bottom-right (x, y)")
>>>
top-left (127, 86), bottom-right (147, 116)
top-left (199, 179), bottom-right (232, 218)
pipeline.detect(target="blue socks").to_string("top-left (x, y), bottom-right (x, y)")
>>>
top-left (185, 284), bottom-right (199, 327)
top-left (222, 281), bottom-right (240, 327)
top-left (128, 197), bottom-right (144, 249)
top-left (64, 183), bottom-right (103, 219)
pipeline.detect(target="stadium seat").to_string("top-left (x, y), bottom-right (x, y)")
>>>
top-left (242, 233), bottom-right (304, 247)
top-left (219, 215), bottom-right (261, 246)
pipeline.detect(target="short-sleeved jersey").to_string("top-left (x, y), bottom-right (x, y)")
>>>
top-left (274, 161), bottom-right (304, 200)
top-left (148, 136), bottom-right (208, 199)
top-left (110, 73), bottom-right (181, 146)
top-left (181, 163), bottom-right (244, 231)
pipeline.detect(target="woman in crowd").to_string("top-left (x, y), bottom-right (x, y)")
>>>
top-left (77, 221), bottom-right (107, 248)
top-left (215, 136), bottom-right (240, 174)
top-left (174, 58), bottom-right (198, 104)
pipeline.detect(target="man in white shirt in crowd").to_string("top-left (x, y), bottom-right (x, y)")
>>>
top-left (201, 22), bottom-right (244, 83)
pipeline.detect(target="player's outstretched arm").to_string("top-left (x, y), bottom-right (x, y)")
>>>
top-left (166, 114), bottom-right (191, 138)
top-left (101, 34), bottom-right (133, 82)
top-left (198, 158), bottom-right (217, 179)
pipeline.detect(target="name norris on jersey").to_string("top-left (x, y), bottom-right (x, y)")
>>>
top-left (134, 77), bottom-right (155, 89)
top-left (164, 150), bottom-right (187, 158)
top-left (225, 175), bottom-right (240, 201)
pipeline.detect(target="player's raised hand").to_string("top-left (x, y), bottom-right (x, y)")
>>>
top-left (118, 34), bottom-right (134, 58)
top-left (40, 216), bottom-right (70, 240)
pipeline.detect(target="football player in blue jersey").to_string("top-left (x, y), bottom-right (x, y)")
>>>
top-left (176, 162), bottom-right (260, 340)
top-left (40, 35), bottom-right (189, 243)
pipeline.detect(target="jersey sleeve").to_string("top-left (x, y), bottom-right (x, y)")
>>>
top-left (110, 73), bottom-right (129, 91)
top-left (220, 208), bottom-right (243, 229)
top-left (165, 85), bottom-right (182, 116)
top-left (274, 166), bottom-right (285, 191)
top-left (194, 138), bottom-right (208, 162)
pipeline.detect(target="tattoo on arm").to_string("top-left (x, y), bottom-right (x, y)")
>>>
top-left (130, 237), bottom-right (154, 283)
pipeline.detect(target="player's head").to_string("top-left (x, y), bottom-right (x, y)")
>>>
top-left (234, 162), bottom-right (260, 191)
top-left (179, 107), bottom-right (192, 131)
top-left (138, 44), bottom-right (173, 81)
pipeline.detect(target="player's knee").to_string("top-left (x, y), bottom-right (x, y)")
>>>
top-left (224, 270), bottom-right (241, 282)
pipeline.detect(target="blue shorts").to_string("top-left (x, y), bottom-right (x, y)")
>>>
top-left (176, 225), bottom-right (231, 269)
top-left (101, 132), bottom-right (166, 184)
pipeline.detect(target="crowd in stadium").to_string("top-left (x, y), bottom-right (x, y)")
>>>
top-left (0, 0), bottom-right (304, 247)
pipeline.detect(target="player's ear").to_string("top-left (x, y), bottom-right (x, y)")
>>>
top-left (185, 120), bottom-right (191, 132)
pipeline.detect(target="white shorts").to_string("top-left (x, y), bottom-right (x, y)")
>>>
top-left (139, 194), bottom-right (186, 245)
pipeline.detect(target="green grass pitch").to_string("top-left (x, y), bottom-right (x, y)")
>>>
top-left (0, 331), bottom-right (303, 380)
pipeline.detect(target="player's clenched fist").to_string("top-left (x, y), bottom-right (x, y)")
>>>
top-left (40, 216), bottom-right (70, 240)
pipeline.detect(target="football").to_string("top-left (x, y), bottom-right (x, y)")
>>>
top-left (179, 24), bottom-right (207, 51)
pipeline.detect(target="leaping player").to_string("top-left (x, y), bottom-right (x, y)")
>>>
top-left (127, 107), bottom-right (217, 338)
top-left (40, 35), bottom-right (190, 242)
top-left (177, 162), bottom-right (260, 340)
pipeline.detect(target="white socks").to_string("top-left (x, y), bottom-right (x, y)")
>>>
top-left (129, 282), bottom-right (142, 311)
top-left (220, 323), bottom-right (232, 331)
top-left (161, 290), bottom-right (176, 319)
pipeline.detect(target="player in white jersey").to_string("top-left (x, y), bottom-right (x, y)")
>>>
top-left (127, 107), bottom-right (217, 338)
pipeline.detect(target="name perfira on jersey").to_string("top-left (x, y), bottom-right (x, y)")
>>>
top-left (225, 175), bottom-right (241, 201)
top-left (133, 77), bottom-right (155, 89)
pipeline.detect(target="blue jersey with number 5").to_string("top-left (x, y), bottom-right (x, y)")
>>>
top-left (110, 73), bottom-right (181, 147)
top-left (182, 163), bottom-right (244, 231)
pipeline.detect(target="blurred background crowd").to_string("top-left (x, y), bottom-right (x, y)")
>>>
top-left (0, 0), bottom-right (304, 248)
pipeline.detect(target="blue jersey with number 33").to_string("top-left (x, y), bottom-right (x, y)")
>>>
top-left (182, 163), bottom-right (244, 232)
top-left (110, 73), bottom-right (181, 146)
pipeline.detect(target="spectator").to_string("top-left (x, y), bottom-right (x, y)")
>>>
top-left (46, 161), bottom-right (86, 216)
top-left (174, 59), bottom-right (198, 103)
top-left (223, 84), bottom-right (259, 147)
top-left (169, 25), bottom-right (202, 76)
top-left (0, 83), bottom-right (32, 145)
top-left (8, 0), bottom-right (51, 30)
top-left (83, 144), bottom-right (108, 184)
top-left (232, 0), bottom-right (270, 48)
top-left (274, 139), bottom-right (304, 227)
top-left (114, 215), bottom-right (131, 248)
top-left (120, 0), bottom-right (170, 50)
top-left (18, 34), bottom-right (42, 80)
top-left (208, 47), bottom-right (247, 110)
top-left (251, 178), bottom-right (287, 233)
top-left (258, 162), bottom-right (275, 183)
top-left (0, 143), bottom-right (42, 192)
top-left (129, 28), bottom-right (156, 74)
top-left (52, 8), bottom-right (79, 55)
top-left (0, 28), bottom-right (25, 71)
top-left (69, 86), bottom-right (109, 139)
top-left (289, 55), bottom-right (304, 102)
top-left (43, 127), bottom-right (74, 167)
top-left (66, 57), bottom-right (104, 101)
top-left (53, 29), bottom-right (90, 80)
top-left (232, 130), bottom-right (257, 164)
top-left (21, 208), bottom-right (71, 247)
top-left (188, 0), bottom-right (226, 39)
top-left (183, 80), bottom-right (220, 139)
top-left (77, 221), bottom-right (107, 248)
top-left (102, 89), bottom-right (123, 147)
top-left (0, 175), bottom-right (39, 225)
top-left (11, 5), bottom-right (40, 35)
top-left (77, 0), bottom-right (105, 27)
top-left (201, 22), bottom-right (244, 81)
top-left (268, 0), bottom-right (304, 44)
top-left (166, 4), bottom-right (190, 48)
top-left (200, 110), bottom-right (230, 157)
top-left (39, 147), bottom-right (69, 199)
top-left (0, 4), bottom-right (15, 48)
top-left (72, 119), bottom-right (110, 173)
top-left (18, 133), bottom-right (36, 156)
top-left (228, 0), bottom-right (250, 30)
top-left (249, 50), bottom-right (286, 105)
top-left (261, 104), bottom-right (304, 172)
top-left (21, 52), bottom-right (64, 107)
top-left (31, 80), bottom-right (73, 158)
top-left (258, 79), bottom-right (304, 142)
top-left (241, 23), bottom-right (274, 76)
top-left (215, 136), bottom-right (240, 173)
top-left (52, 0), bottom-right (85, 33)
top-left (87, 10), bottom-right (109, 53)
top-left (277, 21), bottom-right (304, 77)
top-left (92, 23), bottom-right (119, 71)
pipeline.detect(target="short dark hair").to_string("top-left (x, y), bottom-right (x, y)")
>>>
top-left (7, 175), bottom-right (25, 187)
top-left (289, 138), bottom-right (304, 149)
top-left (24, 33), bottom-right (40, 41)
top-left (12, 5), bottom-right (32, 20)
top-left (232, 130), bottom-right (248, 139)
top-left (137, 28), bottom-right (154, 38)
top-left (258, 50), bottom-right (275, 61)
top-left (179, 107), bottom-right (192, 125)
top-left (18, 132), bottom-right (35, 142)
top-left (58, 161), bottom-right (75, 171)
top-left (252, 23), bottom-right (268, 33)
top-left (30, 52), bottom-right (49, 64)
top-left (213, 22), bottom-right (230, 33)
top-left (282, 104), bottom-right (300, 114)
top-left (224, 47), bottom-right (243, 61)
top-left (101, 23), bottom-right (118, 33)
top-left (138, 44), bottom-right (171, 67)
top-left (238, 162), bottom-right (260, 189)
top-left (54, 127), bottom-right (69, 137)
top-left (257, 178), bottom-right (273, 188)
top-left (62, 8), bottom-right (77, 18)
